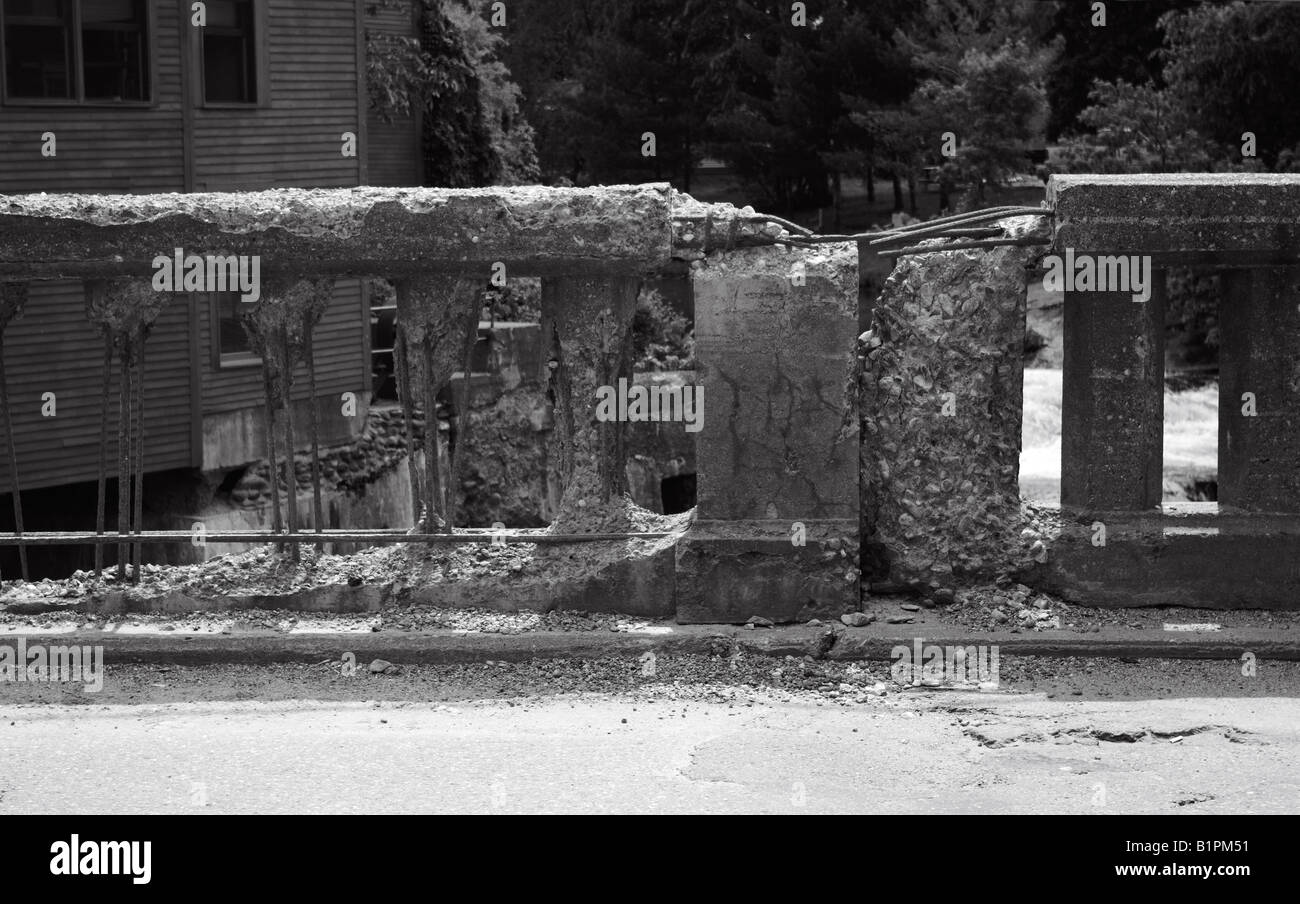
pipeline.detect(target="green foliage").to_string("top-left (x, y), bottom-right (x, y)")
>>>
top-left (843, 0), bottom-right (1053, 210)
top-left (914, 40), bottom-right (1052, 197)
top-left (1165, 268), bottom-right (1220, 363)
top-left (1055, 78), bottom-right (1212, 173)
top-left (365, 0), bottom-right (538, 186)
top-left (482, 278), bottom-right (541, 323)
top-left (366, 31), bottom-right (437, 123)
top-left (632, 288), bottom-right (694, 373)
top-left (1160, 0), bottom-right (1300, 166)
top-left (444, 0), bottom-right (540, 184)
top-left (705, 0), bottom-right (914, 210)
top-left (1043, 0), bottom-right (1189, 140)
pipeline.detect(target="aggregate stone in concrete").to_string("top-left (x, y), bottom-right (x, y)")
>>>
top-left (862, 215), bottom-right (1048, 591)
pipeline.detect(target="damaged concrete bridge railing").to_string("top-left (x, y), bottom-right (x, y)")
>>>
top-left (1042, 174), bottom-right (1300, 608)
top-left (0, 185), bottom-right (860, 620)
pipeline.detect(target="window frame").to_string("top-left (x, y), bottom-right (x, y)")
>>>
top-left (0, 0), bottom-right (157, 107)
top-left (208, 292), bottom-right (262, 370)
top-left (194, 0), bottom-right (268, 109)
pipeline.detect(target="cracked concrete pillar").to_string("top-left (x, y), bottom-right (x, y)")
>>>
top-left (676, 243), bottom-right (859, 623)
top-left (540, 276), bottom-right (638, 529)
top-left (1218, 266), bottom-right (1300, 512)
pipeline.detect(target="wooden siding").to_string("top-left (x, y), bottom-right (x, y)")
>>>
top-left (0, 0), bottom-right (371, 491)
top-left (191, 0), bottom-right (364, 189)
top-left (197, 279), bottom-right (367, 416)
top-left (0, 282), bottom-right (193, 493)
top-left (0, 1), bottom-right (186, 194)
top-left (367, 114), bottom-right (421, 186)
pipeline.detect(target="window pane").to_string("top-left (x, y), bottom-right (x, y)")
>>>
top-left (218, 295), bottom-right (255, 358)
top-left (203, 0), bottom-right (255, 103)
top-left (81, 0), bottom-right (149, 100)
top-left (3, 0), bottom-right (73, 99)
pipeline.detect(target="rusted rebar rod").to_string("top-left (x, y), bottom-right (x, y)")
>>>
top-left (94, 332), bottom-right (112, 578)
top-left (0, 529), bottom-right (674, 545)
top-left (116, 344), bottom-right (130, 580)
top-left (867, 207), bottom-right (1048, 246)
top-left (882, 235), bottom-right (1052, 256)
top-left (280, 325), bottom-right (299, 563)
top-left (0, 329), bottom-right (27, 581)
top-left (132, 324), bottom-right (146, 582)
top-left (260, 359), bottom-right (283, 551)
top-left (447, 320), bottom-right (480, 530)
top-left (303, 312), bottom-right (324, 551)
top-left (394, 326), bottom-right (422, 527)
top-left (421, 335), bottom-right (444, 536)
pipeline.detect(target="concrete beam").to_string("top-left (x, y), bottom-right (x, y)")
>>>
top-left (0, 185), bottom-right (676, 279)
top-left (1050, 173), bottom-right (1300, 264)
top-left (1043, 507), bottom-right (1300, 608)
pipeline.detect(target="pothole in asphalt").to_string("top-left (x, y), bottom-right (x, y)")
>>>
top-left (963, 724), bottom-right (1045, 748)
top-left (964, 723), bottom-right (1256, 749)
top-left (1050, 724), bottom-right (1256, 745)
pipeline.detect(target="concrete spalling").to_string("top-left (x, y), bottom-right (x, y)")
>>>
top-left (861, 214), bottom-right (1050, 599)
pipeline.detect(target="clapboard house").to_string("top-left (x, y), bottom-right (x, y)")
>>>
top-left (0, 0), bottom-right (422, 572)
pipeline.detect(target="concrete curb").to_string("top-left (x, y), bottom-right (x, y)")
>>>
top-left (0, 624), bottom-right (1294, 666)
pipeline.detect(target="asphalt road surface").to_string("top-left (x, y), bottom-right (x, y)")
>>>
top-left (3, 658), bottom-right (1298, 814)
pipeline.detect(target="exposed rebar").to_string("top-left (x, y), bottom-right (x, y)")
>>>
top-left (304, 312), bottom-right (324, 551)
top-left (132, 324), bottom-right (145, 582)
top-left (884, 235), bottom-right (1052, 257)
top-left (116, 345), bottom-right (129, 581)
top-left (421, 334), bottom-right (444, 537)
top-left (0, 328), bottom-right (27, 581)
top-left (280, 325), bottom-right (299, 563)
top-left (394, 325), bottom-right (422, 526)
top-left (94, 332), bottom-right (112, 578)
top-left (260, 358), bottom-right (283, 551)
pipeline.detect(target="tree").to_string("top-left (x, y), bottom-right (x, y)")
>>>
top-left (1056, 78), bottom-right (1212, 174)
top-left (558, 0), bottom-right (716, 189)
top-left (444, 0), bottom-right (540, 184)
top-left (365, 0), bottom-right (538, 186)
top-left (909, 39), bottom-right (1053, 202)
top-left (844, 0), bottom-right (1054, 210)
top-left (1043, 0), bottom-right (1192, 140)
top-left (1160, 0), bottom-right (1300, 167)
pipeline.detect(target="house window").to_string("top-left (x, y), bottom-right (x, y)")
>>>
top-left (2, 0), bottom-right (74, 99)
top-left (213, 294), bottom-right (260, 367)
top-left (202, 0), bottom-right (257, 104)
top-left (81, 0), bottom-right (149, 101)
top-left (1, 0), bottom-right (149, 102)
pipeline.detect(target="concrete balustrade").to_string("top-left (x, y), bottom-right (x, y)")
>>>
top-left (0, 185), bottom-right (853, 619)
top-left (1046, 174), bottom-right (1300, 608)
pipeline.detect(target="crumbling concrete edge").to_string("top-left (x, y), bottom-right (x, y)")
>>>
top-left (1, 626), bottom-right (1293, 667)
